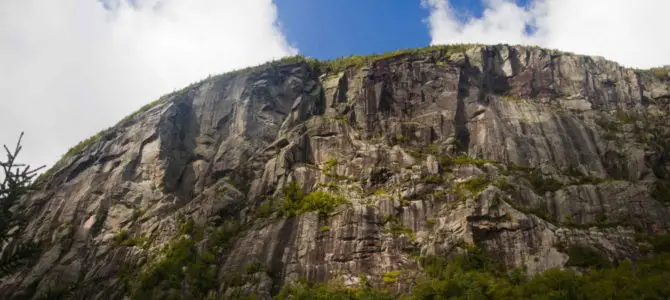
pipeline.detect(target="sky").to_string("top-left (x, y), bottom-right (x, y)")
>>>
top-left (1, 0), bottom-right (669, 171)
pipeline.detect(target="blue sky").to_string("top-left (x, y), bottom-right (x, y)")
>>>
top-left (275, 0), bottom-right (431, 60)
top-left (275, 0), bottom-right (531, 60)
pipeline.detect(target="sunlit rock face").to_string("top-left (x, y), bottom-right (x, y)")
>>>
top-left (3, 45), bottom-right (669, 299)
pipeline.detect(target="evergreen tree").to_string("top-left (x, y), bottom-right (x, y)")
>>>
top-left (0, 132), bottom-right (43, 278)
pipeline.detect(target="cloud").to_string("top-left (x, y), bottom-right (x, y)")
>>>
top-left (0, 0), bottom-right (296, 170)
top-left (423, 0), bottom-right (670, 69)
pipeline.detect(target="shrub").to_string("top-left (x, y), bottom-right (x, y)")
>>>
top-left (382, 271), bottom-right (401, 283)
top-left (652, 181), bottom-right (670, 205)
top-left (253, 200), bottom-right (274, 219)
top-left (460, 176), bottom-right (490, 194)
top-left (245, 263), bottom-right (265, 274)
top-left (280, 182), bottom-right (350, 217)
top-left (424, 174), bottom-right (441, 184)
top-left (565, 245), bottom-right (612, 268)
top-left (322, 158), bottom-right (338, 175)
top-left (522, 170), bottom-right (564, 194)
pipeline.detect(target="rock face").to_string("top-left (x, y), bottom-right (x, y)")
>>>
top-left (2, 45), bottom-right (670, 299)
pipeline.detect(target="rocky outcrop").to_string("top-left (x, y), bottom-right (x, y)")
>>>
top-left (2, 45), bottom-right (670, 299)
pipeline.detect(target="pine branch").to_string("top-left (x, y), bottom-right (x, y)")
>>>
top-left (0, 132), bottom-right (45, 279)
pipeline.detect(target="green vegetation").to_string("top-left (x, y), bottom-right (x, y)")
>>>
top-left (0, 133), bottom-right (43, 278)
top-left (280, 181), bottom-right (350, 217)
top-left (322, 157), bottom-right (339, 176)
top-left (276, 280), bottom-right (394, 300)
top-left (123, 219), bottom-right (243, 299)
top-left (511, 203), bottom-right (551, 221)
top-left (278, 245), bottom-right (670, 300)
top-left (319, 226), bottom-right (331, 232)
top-left (423, 174), bottom-right (441, 184)
top-left (565, 245), bottom-right (612, 268)
top-left (652, 180), bottom-right (670, 205)
top-left (649, 66), bottom-right (670, 80)
top-left (245, 262), bottom-right (265, 275)
top-left (382, 271), bottom-right (401, 283)
top-left (114, 230), bottom-right (150, 249)
top-left (493, 178), bottom-right (514, 193)
top-left (439, 154), bottom-right (496, 170)
top-left (374, 188), bottom-right (389, 196)
top-left (459, 176), bottom-right (490, 194)
top-left (394, 134), bottom-right (409, 144)
top-left (312, 44), bottom-right (478, 74)
top-left (501, 94), bottom-right (523, 102)
top-left (253, 200), bottom-right (275, 219)
top-left (520, 170), bottom-right (564, 194)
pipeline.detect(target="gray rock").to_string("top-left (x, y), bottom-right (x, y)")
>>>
top-left (3, 45), bottom-right (670, 299)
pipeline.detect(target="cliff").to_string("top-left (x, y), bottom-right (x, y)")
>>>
top-left (2, 44), bottom-right (670, 299)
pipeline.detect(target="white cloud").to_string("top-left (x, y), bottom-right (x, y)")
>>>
top-left (423, 0), bottom-right (670, 69)
top-left (0, 0), bottom-right (296, 170)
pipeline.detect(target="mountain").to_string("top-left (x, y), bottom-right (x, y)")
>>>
top-left (2, 44), bottom-right (670, 299)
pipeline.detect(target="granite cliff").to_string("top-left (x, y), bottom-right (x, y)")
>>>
top-left (2, 44), bottom-right (670, 299)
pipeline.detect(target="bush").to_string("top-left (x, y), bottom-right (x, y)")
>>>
top-left (565, 245), bottom-right (612, 268)
top-left (522, 170), bottom-right (564, 194)
top-left (460, 176), bottom-right (490, 194)
top-left (382, 271), bottom-right (400, 283)
top-left (322, 158), bottom-right (339, 175)
top-left (281, 182), bottom-right (350, 217)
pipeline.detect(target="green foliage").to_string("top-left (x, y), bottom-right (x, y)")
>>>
top-left (423, 174), bottom-right (441, 184)
top-left (277, 244), bottom-right (670, 300)
top-left (652, 181), bottom-right (670, 204)
top-left (115, 230), bottom-right (150, 249)
top-left (312, 44), bottom-right (479, 74)
top-left (565, 245), bottom-right (612, 268)
top-left (493, 178), bottom-right (514, 193)
top-left (501, 94), bottom-right (523, 102)
top-left (245, 262), bottom-right (265, 274)
top-left (649, 66), bottom-right (670, 80)
top-left (253, 199), bottom-right (275, 219)
top-left (439, 154), bottom-right (495, 169)
top-left (460, 176), bottom-right (490, 194)
top-left (320, 226), bottom-right (331, 232)
top-left (322, 157), bottom-right (339, 175)
top-left (382, 271), bottom-right (401, 283)
top-left (394, 134), bottom-right (409, 144)
top-left (276, 280), bottom-right (395, 300)
top-left (373, 188), bottom-right (389, 196)
top-left (521, 170), bottom-right (564, 194)
top-left (123, 219), bottom-right (244, 299)
top-left (0, 133), bottom-right (43, 278)
top-left (280, 181), bottom-right (350, 217)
